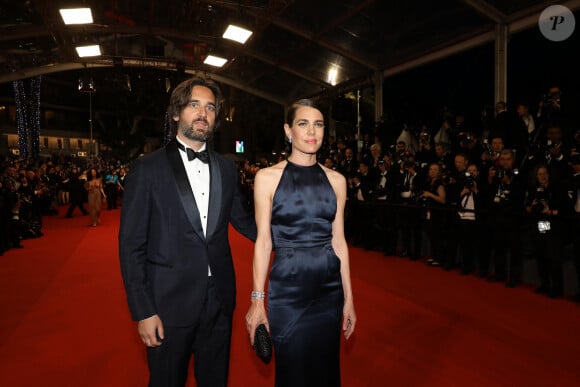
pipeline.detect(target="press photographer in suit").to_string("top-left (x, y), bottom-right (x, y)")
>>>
top-left (524, 165), bottom-right (566, 298)
top-left (485, 149), bottom-right (525, 287)
top-left (119, 77), bottom-right (257, 387)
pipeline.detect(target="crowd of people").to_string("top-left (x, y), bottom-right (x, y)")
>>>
top-left (2, 78), bottom-right (579, 387)
top-left (335, 89), bottom-right (579, 301)
top-left (239, 86), bottom-right (580, 302)
top-left (0, 155), bottom-right (128, 255)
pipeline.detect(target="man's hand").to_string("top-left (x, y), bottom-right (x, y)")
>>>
top-left (138, 315), bottom-right (164, 347)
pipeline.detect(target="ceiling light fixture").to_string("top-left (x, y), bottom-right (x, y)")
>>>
top-left (327, 67), bottom-right (338, 86)
top-left (223, 24), bottom-right (253, 44)
top-left (59, 8), bottom-right (93, 25)
top-left (76, 45), bottom-right (102, 57)
top-left (204, 55), bottom-right (228, 67)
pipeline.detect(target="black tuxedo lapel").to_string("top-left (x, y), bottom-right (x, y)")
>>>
top-left (165, 140), bottom-right (206, 241)
top-left (206, 150), bottom-right (222, 240)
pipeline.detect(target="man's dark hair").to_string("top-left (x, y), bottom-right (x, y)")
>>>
top-left (168, 77), bottom-right (223, 133)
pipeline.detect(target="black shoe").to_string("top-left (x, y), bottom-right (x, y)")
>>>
top-left (460, 268), bottom-right (472, 275)
top-left (571, 293), bottom-right (580, 303)
top-left (548, 289), bottom-right (563, 299)
top-left (477, 270), bottom-right (488, 278)
top-left (13, 244), bottom-right (24, 249)
top-left (65, 215), bottom-right (72, 218)
top-left (398, 250), bottom-right (409, 257)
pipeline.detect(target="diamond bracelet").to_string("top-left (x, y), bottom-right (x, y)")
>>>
top-left (251, 291), bottom-right (265, 300)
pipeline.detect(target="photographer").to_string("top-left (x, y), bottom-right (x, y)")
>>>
top-left (394, 154), bottom-right (422, 259)
top-left (339, 147), bottom-right (357, 178)
top-left (419, 163), bottom-right (447, 267)
top-left (456, 131), bottom-right (483, 168)
top-left (415, 126), bottom-right (436, 166)
top-left (537, 86), bottom-right (563, 127)
top-left (446, 155), bottom-right (482, 273)
top-left (515, 102), bottom-right (538, 152)
top-left (374, 156), bottom-right (398, 255)
top-left (524, 165), bottom-right (565, 298)
top-left (542, 125), bottom-right (569, 185)
top-left (480, 136), bottom-right (504, 172)
top-left (348, 161), bottom-right (375, 248)
top-left (485, 149), bottom-right (525, 287)
top-left (537, 86), bottom-right (576, 144)
top-left (490, 101), bottom-right (514, 147)
top-left (434, 143), bottom-right (453, 175)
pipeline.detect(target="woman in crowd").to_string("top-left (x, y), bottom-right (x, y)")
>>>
top-left (246, 99), bottom-right (356, 387)
top-left (85, 168), bottom-right (106, 227)
top-left (420, 162), bottom-right (447, 266)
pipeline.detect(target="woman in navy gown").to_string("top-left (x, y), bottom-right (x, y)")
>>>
top-left (246, 99), bottom-right (356, 387)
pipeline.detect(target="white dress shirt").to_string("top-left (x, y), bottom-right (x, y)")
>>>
top-left (176, 137), bottom-right (211, 275)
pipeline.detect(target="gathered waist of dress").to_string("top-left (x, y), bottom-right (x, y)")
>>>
top-left (273, 236), bottom-right (332, 250)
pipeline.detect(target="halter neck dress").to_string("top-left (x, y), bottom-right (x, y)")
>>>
top-left (268, 160), bottom-right (344, 387)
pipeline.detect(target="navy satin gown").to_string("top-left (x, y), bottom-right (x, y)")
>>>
top-left (268, 160), bottom-right (344, 387)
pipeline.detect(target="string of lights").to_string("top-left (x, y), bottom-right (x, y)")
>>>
top-left (12, 79), bottom-right (28, 159)
top-left (12, 76), bottom-right (42, 160)
top-left (30, 76), bottom-right (42, 158)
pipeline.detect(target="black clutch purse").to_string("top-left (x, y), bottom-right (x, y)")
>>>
top-left (253, 324), bottom-right (272, 364)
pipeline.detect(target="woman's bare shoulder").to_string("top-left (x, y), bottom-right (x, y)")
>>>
top-left (320, 164), bottom-right (346, 185)
top-left (254, 161), bottom-right (287, 188)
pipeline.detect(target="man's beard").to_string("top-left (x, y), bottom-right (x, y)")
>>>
top-left (180, 119), bottom-right (214, 142)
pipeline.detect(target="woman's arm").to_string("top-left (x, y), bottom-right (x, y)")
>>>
top-left (328, 170), bottom-right (356, 340)
top-left (423, 183), bottom-right (446, 204)
top-left (245, 167), bottom-right (277, 344)
top-left (99, 181), bottom-right (107, 199)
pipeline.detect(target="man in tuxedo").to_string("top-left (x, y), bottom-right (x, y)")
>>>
top-left (119, 77), bottom-right (257, 387)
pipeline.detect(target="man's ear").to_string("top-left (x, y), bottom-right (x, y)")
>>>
top-left (172, 115), bottom-right (179, 122)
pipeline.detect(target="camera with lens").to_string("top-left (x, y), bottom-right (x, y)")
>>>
top-left (531, 187), bottom-right (548, 215)
top-left (463, 172), bottom-right (476, 189)
top-left (457, 132), bottom-right (474, 148)
top-left (541, 92), bottom-right (560, 107)
top-left (419, 132), bottom-right (431, 147)
top-left (412, 188), bottom-right (428, 206)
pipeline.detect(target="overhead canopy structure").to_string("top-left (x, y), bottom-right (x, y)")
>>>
top-left (1, 0), bottom-right (579, 106)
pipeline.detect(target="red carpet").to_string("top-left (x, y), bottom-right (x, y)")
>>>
top-left (1, 207), bottom-right (580, 386)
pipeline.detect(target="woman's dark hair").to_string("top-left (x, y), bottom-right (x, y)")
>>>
top-left (168, 77), bottom-right (223, 132)
top-left (285, 99), bottom-right (321, 126)
top-left (89, 168), bottom-right (101, 179)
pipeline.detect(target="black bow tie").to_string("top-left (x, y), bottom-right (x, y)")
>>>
top-left (177, 142), bottom-right (209, 163)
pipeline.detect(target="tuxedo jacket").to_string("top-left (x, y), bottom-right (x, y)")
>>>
top-left (119, 140), bottom-right (256, 327)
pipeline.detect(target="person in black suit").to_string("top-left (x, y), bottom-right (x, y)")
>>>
top-left (64, 167), bottom-right (88, 218)
top-left (119, 77), bottom-right (257, 387)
